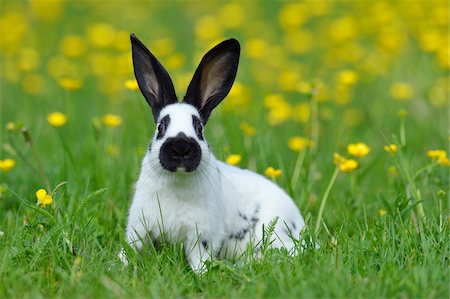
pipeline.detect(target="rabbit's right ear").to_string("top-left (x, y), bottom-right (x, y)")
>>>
top-left (131, 34), bottom-right (177, 122)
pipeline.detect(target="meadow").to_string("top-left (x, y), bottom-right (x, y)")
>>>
top-left (0, 1), bottom-right (449, 298)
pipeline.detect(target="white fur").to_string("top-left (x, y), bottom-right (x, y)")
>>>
top-left (121, 103), bottom-right (305, 272)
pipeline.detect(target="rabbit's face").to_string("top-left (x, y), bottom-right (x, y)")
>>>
top-left (131, 34), bottom-right (240, 173)
top-left (153, 104), bottom-right (206, 172)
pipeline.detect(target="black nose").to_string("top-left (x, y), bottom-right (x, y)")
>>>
top-left (171, 145), bottom-right (192, 159)
top-left (159, 133), bottom-right (202, 172)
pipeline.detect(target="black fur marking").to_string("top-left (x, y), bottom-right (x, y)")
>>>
top-left (230, 204), bottom-right (260, 241)
top-left (156, 115), bottom-right (170, 140)
top-left (192, 115), bottom-right (204, 140)
top-left (201, 240), bottom-right (209, 250)
top-left (291, 221), bottom-right (297, 230)
top-left (238, 212), bottom-right (248, 221)
top-left (159, 132), bottom-right (202, 172)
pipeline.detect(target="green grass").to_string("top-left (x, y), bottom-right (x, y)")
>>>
top-left (0, 1), bottom-right (449, 298)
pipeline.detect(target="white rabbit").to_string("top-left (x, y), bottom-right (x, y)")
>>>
top-left (119, 34), bottom-right (305, 273)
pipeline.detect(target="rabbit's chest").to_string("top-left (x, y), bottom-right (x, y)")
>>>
top-left (150, 190), bottom-right (225, 241)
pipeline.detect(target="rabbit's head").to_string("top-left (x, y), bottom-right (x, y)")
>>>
top-left (131, 34), bottom-right (240, 172)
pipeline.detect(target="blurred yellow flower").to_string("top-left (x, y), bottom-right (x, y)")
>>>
top-left (278, 70), bottom-right (301, 91)
top-left (36, 188), bottom-right (53, 208)
top-left (47, 112), bottom-right (68, 127)
top-left (59, 35), bottom-right (86, 58)
top-left (18, 48), bottom-right (41, 72)
top-left (59, 78), bottom-right (83, 91)
top-left (329, 16), bottom-right (358, 42)
top-left (240, 122), bottom-right (256, 137)
top-left (264, 167), bottom-right (282, 179)
top-left (378, 209), bottom-right (387, 217)
top-left (427, 149), bottom-right (449, 166)
top-left (106, 145), bottom-right (120, 157)
top-left (164, 53), bottom-right (185, 70)
top-left (152, 38), bottom-right (175, 57)
top-left (388, 165), bottom-right (397, 176)
top-left (288, 136), bottom-right (311, 152)
top-left (339, 159), bottom-right (358, 173)
top-left (226, 154), bottom-right (242, 166)
top-left (284, 30), bottom-right (312, 54)
top-left (333, 153), bottom-right (347, 165)
top-left (0, 159), bottom-right (16, 173)
top-left (195, 16), bottom-right (221, 41)
top-left (294, 103), bottom-right (310, 123)
top-left (245, 39), bottom-right (269, 59)
top-left (6, 122), bottom-right (16, 131)
top-left (347, 142), bottom-right (370, 158)
top-left (384, 144), bottom-right (398, 155)
top-left (296, 81), bottom-right (312, 94)
top-left (124, 79), bottom-right (139, 91)
top-left (398, 109), bottom-right (408, 117)
top-left (264, 94), bottom-right (292, 125)
top-left (29, 0), bottom-right (63, 23)
top-left (102, 114), bottom-right (122, 128)
top-left (336, 70), bottom-right (358, 86)
top-left (333, 152), bottom-right (358, 172)
top-left (218, 3), bottom-right (244, 28)
top-left (278, 3), bottom-right (308, 31)
top-left (87, 23), bottom-right (116, 48)
top-left (22, 74), bottom-right (46, 95)
top-left (390, 82), bottom-right (414, 101)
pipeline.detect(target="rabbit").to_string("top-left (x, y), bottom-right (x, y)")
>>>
top-left (119, 34), bottom-right (305, 273)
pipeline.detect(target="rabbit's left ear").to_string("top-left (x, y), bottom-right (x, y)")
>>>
top-left (183, 39), bottom-right (240, 124)
top-left (131, 34), bottom-right (177, 122)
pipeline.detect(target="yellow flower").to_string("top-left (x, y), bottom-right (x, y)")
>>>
top-left (336, 70), bottom-right (358, 86)
top-left (47, 112), bottom-right (68, 127)
top-left (87, 23), bottom-right (116, 48)
top-left (390, 82), bottom-right (414, 101)
top-left (378, 209), bottom-right (387, 217)
top-left (339, 159), bottom-right (358, 173)
top-left (59, 78), bottom-right (83, 91)
top-left (6, 122), bottom-right (16, 131)
top-left (388, 165), bottom-right (397, 176)
top-left (333, 153), bottom-right (347, 165)
top-left (194, 16), bottom-right (221, 41)
top-left (264, 167), bottom-right (282, 179)
top-left (36, 188), bottom-right (53, 208)
top-left (226, 154), bottom-right (242, 166)
top-left (398, 109), bottom-right (408, 117)
top-left (239, 122), bottom-right (256, 137)
top-left (384, 144), bottom-right (398, 155)
top-left (427, 149), bottom-right (450, 165)
top-left (288, 136), bottom-right (311, 152)
top-left (101, 114), bottom-right (122, 128)
top-left (347, 142), bottom-right (370, 158)
top-left (124, 79), bottom-right (139, 91)
top-left (0, 159), bottom-right (16, 172)
top-left (59, 35), bottom-right (86, 58)
top-left (245, 38), bottom-right (269, 59)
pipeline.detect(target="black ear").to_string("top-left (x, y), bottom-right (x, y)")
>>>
top-left (183, 39), bottom-right (240, 124)
top-left (131, 34), bottom-right (177, 122)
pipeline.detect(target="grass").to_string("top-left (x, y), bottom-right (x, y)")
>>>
top-left (0, 1), bottom-right (449, 298)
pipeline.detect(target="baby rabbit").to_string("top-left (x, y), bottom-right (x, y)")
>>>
top-left (120, 34), bottom-right (305, 273)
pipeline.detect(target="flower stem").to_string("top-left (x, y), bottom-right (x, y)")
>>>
top-left (314, 167), bottom-right (339, 236)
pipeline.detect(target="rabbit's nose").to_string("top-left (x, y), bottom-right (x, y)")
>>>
top-left (171, 146), bottom-right (192, 159)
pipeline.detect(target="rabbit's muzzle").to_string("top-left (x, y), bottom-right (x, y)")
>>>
top-left (159, 132), bottom-right (202, 172)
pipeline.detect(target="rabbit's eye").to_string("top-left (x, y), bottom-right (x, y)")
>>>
top-left (192, 116), bottom-right (204, 140)
top-left (156, 115), bottom-right (170, 139)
